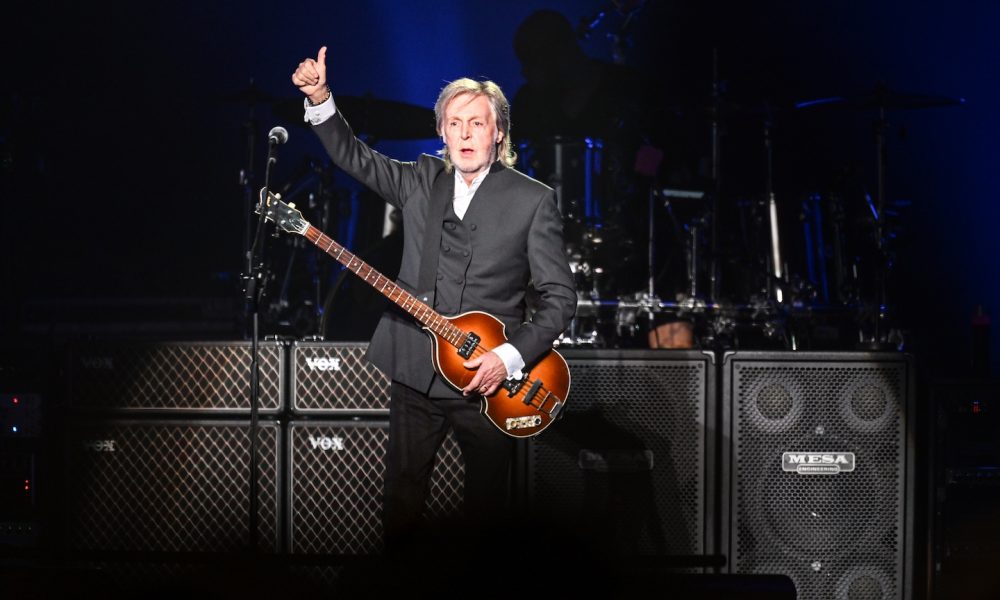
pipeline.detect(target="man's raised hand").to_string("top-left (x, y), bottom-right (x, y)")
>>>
top-left (292, 46), bottom-right (328, 104)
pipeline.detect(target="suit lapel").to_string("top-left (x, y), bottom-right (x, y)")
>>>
top-left (461, 161), bottom-right (507, 224)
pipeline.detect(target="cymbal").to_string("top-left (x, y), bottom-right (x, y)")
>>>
top-left (796, 85), bottom-right (965, 111)
top-left (273, 94), bottom-right (437, 140)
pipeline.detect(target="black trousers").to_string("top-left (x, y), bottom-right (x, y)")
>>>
top-left (383, 380), bottom-right (513, 541)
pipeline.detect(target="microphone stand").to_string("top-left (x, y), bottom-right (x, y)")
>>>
top-left (243, 128), bottom-right (283, 555)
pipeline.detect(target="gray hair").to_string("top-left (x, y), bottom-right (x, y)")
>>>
top-left (434, 78), bottom-right (517, 170)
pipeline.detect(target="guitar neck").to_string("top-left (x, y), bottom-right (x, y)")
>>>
top-left (302, 225), bottom-right (463, 346)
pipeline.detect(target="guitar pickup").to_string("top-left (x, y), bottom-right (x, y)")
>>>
top-left (502, 374), bottom-right (527, 397)
top-left (458, 332), bottom-right (481, 359)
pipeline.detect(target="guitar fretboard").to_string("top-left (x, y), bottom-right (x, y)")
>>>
top-left (303, 225), bottom-right (466, 347)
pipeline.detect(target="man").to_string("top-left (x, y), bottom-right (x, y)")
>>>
top-left (291, 47), bottom-right (576, 541)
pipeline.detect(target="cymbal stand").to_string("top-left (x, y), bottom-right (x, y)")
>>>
top-left (708, 48), bottom-right (722, 306)
top-left (639, 184), bottom-right (661, 332)
top-left (863, 104), bottom-right (893, 349)
top-left (658, 188), bottom-right (707, 307)
top-left (763, 111), bottom-right (784, 305)
top-left (762, 113), bottom-right (794, 349)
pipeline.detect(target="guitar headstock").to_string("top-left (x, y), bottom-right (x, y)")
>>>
top-left (257, 188), bottom-right (309, 235)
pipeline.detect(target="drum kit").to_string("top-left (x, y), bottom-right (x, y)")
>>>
top-left (517, 82), bottom-right (964, 351)
top-left (233, 75), bottom-right (962, 350)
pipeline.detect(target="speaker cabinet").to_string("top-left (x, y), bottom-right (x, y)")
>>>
top-left (525, 349), bottom-right (716, 561)
top-left (721, 351), bottom-right (914, 600)
top-left (63, 419), bottom-right (281, 553)
top-left (290, 342), bottom-right (389, 415)
top-left (287, 420), bottom-right (464, 555)
top-left (929, 379), bottom-right (1000, 599)
top-left (67, 341), bottom-right (284, 414)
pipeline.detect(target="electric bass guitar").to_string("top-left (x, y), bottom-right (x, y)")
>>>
top-left (258, 190), bottom-right (570, 438)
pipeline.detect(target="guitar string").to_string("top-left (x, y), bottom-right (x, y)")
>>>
top-left (308, 227), bottom-right (561, 410)
top-left (464, 343), bottom-right (562, 410)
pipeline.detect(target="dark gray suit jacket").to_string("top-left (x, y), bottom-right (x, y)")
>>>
top-left (312, 110), bottom-right (576, 393)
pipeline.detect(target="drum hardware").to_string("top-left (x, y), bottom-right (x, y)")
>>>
top-left (614, 292), bottom-right (661, 341)
top-left (611, 181), bottom-right (713, 348)
top-left (702, 308), bottom-right (736, 349)
top-left (657, 187), bottom-right (708, 304)
top-left (795, 84), bottom-right (964, 350)
top-left (520, 135), bottom-right (625, 346)
top-left (555, 294), bottom-right (617, 348)
top-left (259, 158), bottom-right (338, 339)
top-left (762, 110), bottom-right (785, 306)
top-left (518, 136), bottom-right (607, 226)
top-left (800, 194), bottom-right (832, 304)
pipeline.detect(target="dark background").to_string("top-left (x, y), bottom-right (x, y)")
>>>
top-left (2, 0), bottom-right (997, 378)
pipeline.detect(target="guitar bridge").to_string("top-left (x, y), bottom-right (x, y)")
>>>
top-left (457, 332), bottom-right (480, 359)
top-left (522, 379), bottom-right (543, 406)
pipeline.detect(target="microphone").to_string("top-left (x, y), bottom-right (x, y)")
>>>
top-left (266, 126), bottom-right (288, 165)
top-left (268, 126), bottom-right (289, 146)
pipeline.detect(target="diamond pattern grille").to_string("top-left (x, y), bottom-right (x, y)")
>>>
top-left (528, 353), bottom-right (709, 557)
top-left (291, 342), bottom-right (389, 413)
top-left (66, 421), bottom-right (280, 552)
top-left (730, 357), bottom-right (908, 600)
top-left (69, 342), bottom-right (283, 412)
top-left (289, 421), bottom-right (464, 555)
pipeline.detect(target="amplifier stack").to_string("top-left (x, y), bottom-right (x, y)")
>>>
top-left (54, 341), bottom-right (917, 598)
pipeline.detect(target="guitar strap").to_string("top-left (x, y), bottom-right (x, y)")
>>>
top-left (416, 169), bottom-right (455, 300)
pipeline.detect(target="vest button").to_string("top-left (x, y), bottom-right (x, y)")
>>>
top-left (462, 250), bottom-right (469, 257)
top-left (446, 222), bottom-right (456, 230)
top-left (443, 246), bottom-right (451, 252)
top-left (436, 273), bottom-right (443, 280)
top-left (470, 224), bottom-right (478, 231)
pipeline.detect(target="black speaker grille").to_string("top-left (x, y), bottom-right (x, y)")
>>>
top-left (68, 341), bottom-right (283, 413)
top-left (65, 421), bottom-right (280, 553)
top-left (291, 342), bottom-right (389, 414)
top-left (528, 352), bottom-right (710, 557)
top-left (729, 356), bottom-right (909, 600)
top-left (288, 421), bottom-right (464, 555)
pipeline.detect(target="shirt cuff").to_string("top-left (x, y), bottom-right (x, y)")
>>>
top-left (304, 95), bottom-right (337, 126)
top-left (492, 343), bottom-right (525, 379)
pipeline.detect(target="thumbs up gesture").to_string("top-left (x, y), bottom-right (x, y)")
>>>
top-left (292, 46), bottom-right (329, 104)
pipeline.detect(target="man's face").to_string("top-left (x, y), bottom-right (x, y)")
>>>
top-left (442, 93), bottom-right (502, 181)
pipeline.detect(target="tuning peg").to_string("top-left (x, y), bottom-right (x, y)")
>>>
top-left (275, 192), bottom-right (282, 199)
top-left (288, 202), bottom-right (296, 209)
